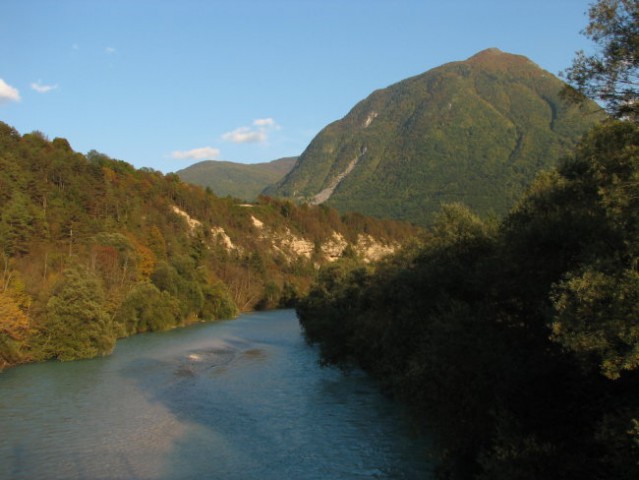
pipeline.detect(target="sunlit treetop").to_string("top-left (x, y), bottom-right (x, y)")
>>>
top-left (563, 0), bottom-right (639, 121)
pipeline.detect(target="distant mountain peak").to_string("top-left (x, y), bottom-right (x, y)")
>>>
top-left (465, 48), bottom-right (537, 69)
top-left (471, 47), bottom-right (504, 57)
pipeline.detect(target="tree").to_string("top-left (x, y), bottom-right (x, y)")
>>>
top-left (563, 0), bottom-right (639, 120)
top-left (43, 266), bottom-right (115, 361)
top-left (114, 282), bottom-right (180, 335)
top-left (0, 292), bottom-right (31, 367)
top-left (0, 192), bottom-right (36, 255)
top-left (200, 281), bottom-right (238, 320)
top-left (538, 121), bottom-right (639, 380)
top-left (552, 268), bottom-right (639, 379)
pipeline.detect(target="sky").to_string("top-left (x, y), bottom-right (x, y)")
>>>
top-left (0, 0), bottom-right (596, 173)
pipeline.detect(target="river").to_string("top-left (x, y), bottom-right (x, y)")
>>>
top-left (0, 309), bottom-right (433, 479)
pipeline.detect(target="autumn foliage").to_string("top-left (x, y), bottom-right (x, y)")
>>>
top-left (0, 122), bottom-right (419, 368)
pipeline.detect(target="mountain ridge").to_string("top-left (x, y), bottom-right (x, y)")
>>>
top-left (177, 156), bottom-right (297, 201)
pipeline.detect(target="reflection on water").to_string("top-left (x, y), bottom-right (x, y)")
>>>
top-left (0, 310), bottom-right (433, 479)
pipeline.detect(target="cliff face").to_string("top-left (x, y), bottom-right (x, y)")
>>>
top-left (249, 213), bottom-right (397, 264)
top-left (173, 205), bottom-right (398, 264)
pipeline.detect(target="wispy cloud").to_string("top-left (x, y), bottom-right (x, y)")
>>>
top-left (222, 127), bottom-right (267, 144)
top-left (253, 117), bottom-right (277, 128)
top-left (105, 46), bottom-right (116, 54)
top-left (171, 146), bottom-right (221, 161)
top-left (0, 78), bottom-right (20, 104)
top-left (72, 43), bottom-right (80, 51)
top-left (31, 81), bottom-right (58, 94)
top-left (222, 118), bottom-right (280, 144)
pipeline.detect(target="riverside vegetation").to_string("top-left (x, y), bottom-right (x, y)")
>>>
top-left (298, 120), bottom-right (639, 479)
top-left (0, 123), bottom-right (419, 368)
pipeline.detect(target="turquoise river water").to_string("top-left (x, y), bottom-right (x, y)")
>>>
top-left (0, 309), bottom-right (433, 479)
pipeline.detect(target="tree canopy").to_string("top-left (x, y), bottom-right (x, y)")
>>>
top-left (563, 0), bottom-right (639, 120)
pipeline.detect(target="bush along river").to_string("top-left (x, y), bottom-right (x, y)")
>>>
top-left (0, 309), bottom-right (433, 479)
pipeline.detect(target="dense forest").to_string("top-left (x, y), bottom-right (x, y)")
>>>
top-left (0, 122), bottom-right (419, 368)
top-left (298, 120), bottom-right (639, 478)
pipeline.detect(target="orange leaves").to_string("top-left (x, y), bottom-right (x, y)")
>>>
top-left (128, 237), bottom-right (156, 280)
top-left (0, 291), bottom-right (30, 341)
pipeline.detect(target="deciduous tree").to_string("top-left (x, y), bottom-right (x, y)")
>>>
top-left (44, 266), bottom-right (115, 361)
top-left (563, 0), bottom-right (639, 120)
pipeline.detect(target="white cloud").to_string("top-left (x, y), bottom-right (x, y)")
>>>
top-left (222, 118), bottom-right (280, 144)
top-left (72, 43), bottom-right (80, 50)
top-left (222, 127), bottom-right (267, 144)
top-left (105, 47), bottom-right (116, 54)
top-left (0, 78), bottom-right (20, 104)
top-left (253, 117), bottom-right (276, 127)
top-left (31, 81), bottom-right (58, 93)
top-left (171, 146), bottom-right (221, 161)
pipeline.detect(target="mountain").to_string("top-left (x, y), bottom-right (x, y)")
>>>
top-left (176, 157), bottom-right (297, 201)
top-left (264, 48), bottom-right (605, 226)
top-left (0, 123), bottom-right (420, 367)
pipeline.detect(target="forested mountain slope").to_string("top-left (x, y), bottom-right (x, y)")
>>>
top-left (176, 156), bottom-right (297, 201)
top-left (0, 122), bottom-right (420, 368)
top-left (265, 49), bottom-right (604, 226)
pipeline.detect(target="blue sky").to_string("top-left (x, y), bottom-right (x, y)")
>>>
top-left (1, 0), bottom-right (594, 173)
